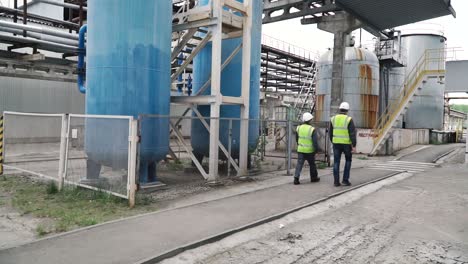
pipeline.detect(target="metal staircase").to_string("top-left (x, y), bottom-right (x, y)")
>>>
top-left (292, 61), bottom-right (318, 120)
top-left (170, 0), bottom-right (214, 94)
top-left (171, 27), bottom-right (211, 93)
top-left (370, 49), bottom-right (447, 155)
top-left (170, 0), bottom-right (244, 94)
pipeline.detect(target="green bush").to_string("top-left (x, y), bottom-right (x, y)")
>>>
top-left (46, 181), bottom-right (58, 195)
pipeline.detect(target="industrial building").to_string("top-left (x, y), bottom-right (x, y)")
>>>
top-left (0, 0), bottom-right (466, 203)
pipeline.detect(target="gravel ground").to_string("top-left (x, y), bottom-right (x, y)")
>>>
top-left (162, 152), bottom-right (468, 264)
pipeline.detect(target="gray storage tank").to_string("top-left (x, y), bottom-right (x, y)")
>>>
top-left (316, 47), bottom-right (379, 128)
top-left (388, 33), bottom-right (446, 129)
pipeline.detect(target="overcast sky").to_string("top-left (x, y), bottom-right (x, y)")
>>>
top-left (263, 0), bottom-right (467, 59)
top-left (263, 0), bottom-right (468, 104)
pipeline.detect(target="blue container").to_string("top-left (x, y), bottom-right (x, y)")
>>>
top-left (191, 0), bottom-right (262, 161)
top-left (85, 0), bottom-right (171, 183)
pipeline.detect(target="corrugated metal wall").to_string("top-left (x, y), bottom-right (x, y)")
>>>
top-left (0, 76), bottom-right (84, 114)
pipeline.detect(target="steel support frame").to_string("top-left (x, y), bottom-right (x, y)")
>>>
top-left (170, 0), bottom-right (252, 182)
top-left (191, 107), bottom-right (240, 173)
top-left (238, 0), bottom-right (252, 176)
top-left (169, 121), bottom-right (209, 179)
top-left (207, 0), bottom-right (223, 183)
top-left (262, 0), bottom-right (339, 25)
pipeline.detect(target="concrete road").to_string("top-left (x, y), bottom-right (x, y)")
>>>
top-left (163, 162), bottom-right (468, 263)
top-left (0, 144), bottom-right (463, 264)
top-left (0, 168), bottom-right (395, 264)
top-left (397, 143), bottom-right (465, 163)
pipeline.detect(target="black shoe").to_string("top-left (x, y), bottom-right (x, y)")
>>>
top-left (311, 177), bottom-right (320, 183)
top-left (294, 178), bottom-right (300, 185)
top-left (334, 182), bottom-right (341, 187)
top-left (342, 181), bottom-right (351, 186)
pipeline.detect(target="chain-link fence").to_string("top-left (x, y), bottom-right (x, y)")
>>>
top-left (64, 114), bottom-right (136, 200)
top-left (2, 110), bottom-right (329, 205)
top-left (2, 111), bottom-right (66, 181)
top-left (2, 111), bottom-right (138, 205)
top-left (140, 114), bottom-right (330, 181)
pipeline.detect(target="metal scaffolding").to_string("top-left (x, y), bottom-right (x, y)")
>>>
top-left (260, 44), bottom-right (317, 93)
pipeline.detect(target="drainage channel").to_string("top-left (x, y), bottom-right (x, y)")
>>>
top-left (136, 171), bottom-right (406, 264)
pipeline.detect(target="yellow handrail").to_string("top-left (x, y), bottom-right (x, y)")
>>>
top-left (372, 48), bottom-right (448, 147)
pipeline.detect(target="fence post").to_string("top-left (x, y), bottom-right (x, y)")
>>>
top-left (128, 119), bottom-right (139, 208)
top-left (57, 114), bottom-right (69, 191)
top-left (286, 120), bottom-right (292, 175)
top-left (465, 129), bottom-right (468, 164)
top-left (228, 119), bottom-right (232, 177)
top-left (0, 114), bottom-right (3, 176)
top-left (260, 117), bottom-right (264, 161)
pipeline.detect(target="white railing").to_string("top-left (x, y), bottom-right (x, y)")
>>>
top-left (262, 34), bottom-right (320, 60)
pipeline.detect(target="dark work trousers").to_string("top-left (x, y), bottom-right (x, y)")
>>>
top-left (333, 144), bottom-right (352, 183)
top-left (294, 153), bottom-right (318, 180)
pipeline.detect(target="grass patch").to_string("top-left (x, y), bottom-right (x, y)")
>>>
top-left (0, 175), bottom-right (157, 234)
top-left (166, 160), bottom-right (185, 171)
top-left (35, 225), bottom-right (50, 237)
top-left (357, 156), bottom-right (369, 160)
top-left (316, 162), bottom-right (328, 170)
top-left (46, 181), bottom-right (59, 194)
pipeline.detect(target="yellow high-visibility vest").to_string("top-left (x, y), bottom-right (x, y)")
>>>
top-left (296, 124), bottom-right (315, 153)
top-left (331, 114), bottom-right (352, 144)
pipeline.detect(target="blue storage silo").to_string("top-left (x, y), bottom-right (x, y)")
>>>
top-left (191, 0), bottom-right (262, 163)
top-left (85, 0), bottom-right (171, 184)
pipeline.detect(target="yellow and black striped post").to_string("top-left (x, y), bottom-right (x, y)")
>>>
top-left (0, 114), bottom-right (3, 175)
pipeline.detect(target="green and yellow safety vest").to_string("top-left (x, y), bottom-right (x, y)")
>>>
top-left (296, 124), bottom-right (315, 153)
top-left (331, 114), bottom-right (352, 144)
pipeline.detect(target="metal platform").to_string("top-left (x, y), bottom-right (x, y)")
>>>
top-left (335, 0), bottom-right (455, 31)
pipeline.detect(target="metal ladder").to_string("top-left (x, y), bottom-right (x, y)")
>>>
top-left (293, 61), bottom-right (318, 120)
top-left (370, 49), bottom-right (447, 155)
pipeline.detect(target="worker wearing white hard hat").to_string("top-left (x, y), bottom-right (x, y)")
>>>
top-left (329, 102), bottom-right (356, 187)
top-left (293, 112), bottom-right (320, 185)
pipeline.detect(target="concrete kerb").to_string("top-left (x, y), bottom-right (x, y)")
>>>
top-left (0, 161), bottom-right (391, 255)
top-left (0, 169), bottom-right (332, 252)
top-left (135, 171), bottom-right (404, 264)
top-left (394, 145), bottom-right (431, 161)
top-left (433, 146), bottom-right (465, 164)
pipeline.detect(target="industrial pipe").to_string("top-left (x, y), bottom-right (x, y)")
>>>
top-left (77, 24), bottom-right (87, 94)
top-left (0, 6), bottom-right (79, 30)
top-left (0, 27), bottom-right (79, 46)
top-left (0, 34), bottom-right (77, 53)
top-left (33, 0), bottom-right (88, 11)
top-left (0, 20), bottom-right (79, 40)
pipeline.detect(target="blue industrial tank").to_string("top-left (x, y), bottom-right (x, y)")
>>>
top-left (191, 0), bottom-right (262, 162)
top-left (85, 0), bottom-right (171, 183)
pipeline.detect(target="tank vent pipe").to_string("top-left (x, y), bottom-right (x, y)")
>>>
top-left (77, 24), bottom-right (87, 94)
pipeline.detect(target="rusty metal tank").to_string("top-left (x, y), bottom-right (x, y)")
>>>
top-left (393, 34), bottom-right (446, 129)
top-left (316, 47), bottom-right (380, 128)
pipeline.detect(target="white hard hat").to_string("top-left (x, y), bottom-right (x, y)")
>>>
top-left (302, 112), bottom-right (313, 122)
top-left (339, 102), bottom-right (350, 111)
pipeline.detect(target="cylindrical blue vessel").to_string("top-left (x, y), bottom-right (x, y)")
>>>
top-left (191, 0), bottom-right (262, 161)
top-left (85, 0), bottom-right (171, 183)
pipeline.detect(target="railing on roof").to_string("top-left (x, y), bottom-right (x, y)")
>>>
top-left (261, 34), bottom-right (320, 61)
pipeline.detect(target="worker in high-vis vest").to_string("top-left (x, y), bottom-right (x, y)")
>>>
top-left (329, 102), bottom-right (357, 187)
top-left (293, 112), bottom-right (320, 185)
